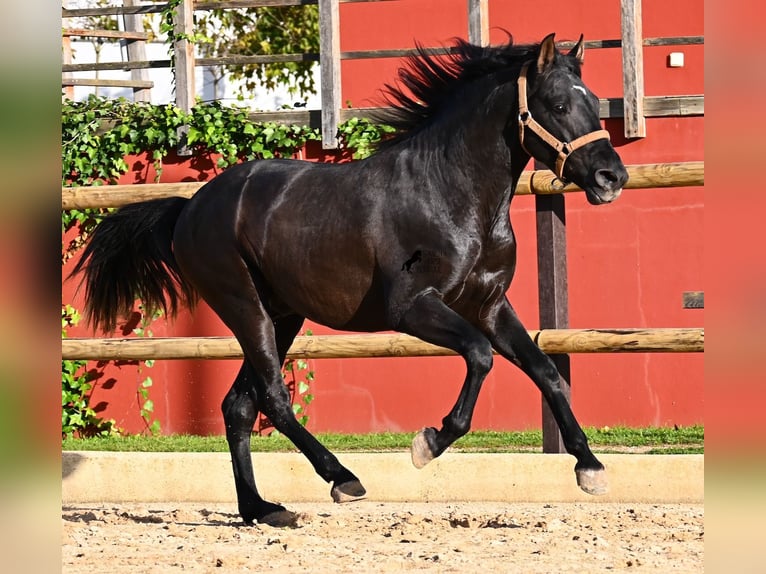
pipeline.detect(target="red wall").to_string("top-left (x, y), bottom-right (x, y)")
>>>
top-left (62, 0), bottom-right (703, 435)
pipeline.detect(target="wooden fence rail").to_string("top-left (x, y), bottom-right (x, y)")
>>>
top-left (62, 328), bottom-right (704, 361)
top-left (61, 161), bottom-right (703, 210)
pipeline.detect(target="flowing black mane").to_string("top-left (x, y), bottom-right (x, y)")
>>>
top-left (373, 37), bottom-right (545, 146)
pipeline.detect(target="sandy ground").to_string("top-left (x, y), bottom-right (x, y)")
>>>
top-left (62, 500), bottom-right (703, 573)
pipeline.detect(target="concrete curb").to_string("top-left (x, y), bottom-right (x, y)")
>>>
top-left (62, 451), bottom-right (703, 504)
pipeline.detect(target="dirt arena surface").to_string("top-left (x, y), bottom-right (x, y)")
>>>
top-left (62, 500), bottom-right (703, 573)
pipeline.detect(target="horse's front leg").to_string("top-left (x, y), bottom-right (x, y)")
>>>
top-left (396, 290), bottom-right (495, 467)
top-left (480, 296), bottom-right (607, 495)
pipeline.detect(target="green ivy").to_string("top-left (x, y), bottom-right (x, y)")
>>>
top-left (133, 306), bottom-right (163, 436)
top-left (338, 116), bottom-right (396, 160)
top-left (62, 305), bottom-right (118, 439)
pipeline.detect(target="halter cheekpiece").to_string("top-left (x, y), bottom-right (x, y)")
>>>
top-left (517, 61), bottom-right (610, 180)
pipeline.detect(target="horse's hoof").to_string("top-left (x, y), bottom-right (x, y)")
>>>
top-left (411, 428), bottom-right (436, 469)
top-left (331, 479), bottom-right (367, 503)
top-left (576, 468), bottom-right (608, 495)
top-left (257, 509), bottom-right (301, 528)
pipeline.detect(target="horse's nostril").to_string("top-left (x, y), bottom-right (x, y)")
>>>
top-left (595, 169), bottom-right (619, 190)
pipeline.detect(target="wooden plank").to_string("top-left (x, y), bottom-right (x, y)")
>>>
top-left (62, 0), bottom-right (392, 17)
top-left (644, 95), bottom-right (704, 116)
top-left (340, 47), bottom-right (451, 60)
top-left (63, 5), bottom-right (166, 18)
top-left (195, 0), bottom-right (391, 9)
top-left (174, 0), bottom-right (196, 155)
top-left (62, 78), bottom-right (154, 88)
top-left (319, 0), bottom-right (341, 149)
top-left (621, 0), bottom-right (646, 138)
top-left (600, 95), bottom-right (705, 118)
top-left (196, 0), bottom-right (321, 8)
top-left (61, 328), bottom-right (705, 361)
top-left (62, 183), bottom-right (203, 210)
top-left (467, 0), bottom-right (489, 46)
top-left (557, 36), bottom-right (703, 50)
top-left (123, 0), bottom-right (152, 102)
top-left (241, 97), bottom-right (704, 127)
top-left (683, 291), bottom-right (704, 309)
top-left (61, 161), bottom-right (704, 210)
top-left (535, 165), bottom-right (570, 454)
top-left (62, 35), bottom-right (74, 100)
top-left (63, 28), bottom-right (150, 40)
top-left (197, 54), bottom-right (319, 66)
top-left (643, 36), bottom-right (703, 46)
top-left (63, 60), bottom-right (173, 73)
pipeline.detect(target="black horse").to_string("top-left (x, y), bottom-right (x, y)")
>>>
top-left (71, 33), bottom-right (628, 526)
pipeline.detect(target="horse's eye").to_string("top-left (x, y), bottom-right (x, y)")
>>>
top-left (553, 103), bottom-right (567, 114)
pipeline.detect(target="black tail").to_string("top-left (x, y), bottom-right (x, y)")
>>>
top-left (69, 197), bottom-right (198, 333)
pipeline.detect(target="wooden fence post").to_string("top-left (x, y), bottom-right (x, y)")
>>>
top-left (535, 162), bottom-right (570, 454)
top-left (621, 0), bottom-right (646, 138)
top-left (467, 0), bottom-right (489, 46)
top-left (122, 0), bottom-right (152, 102)
top-left (62, 36), bottom-right (75, 100)
top-left (319, 0), bottom-right (341, 149)
top-left (174, 0), bottom-right (196, 155)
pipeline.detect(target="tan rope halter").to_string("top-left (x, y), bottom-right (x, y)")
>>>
top-left (517, 62), bottom-right (610, 180)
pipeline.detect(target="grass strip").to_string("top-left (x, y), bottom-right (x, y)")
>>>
top-left (62, 425), bottom-right (703, 454)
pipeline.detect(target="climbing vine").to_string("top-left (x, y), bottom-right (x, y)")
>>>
top-left (62, 305), bottom-right (117, 438)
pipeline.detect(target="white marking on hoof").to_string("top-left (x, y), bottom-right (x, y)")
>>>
top-left (411, 429), bottom-right (435, 469)
top-left (576, 468), bottom-right (608, 495)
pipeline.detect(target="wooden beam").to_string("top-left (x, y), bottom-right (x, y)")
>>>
top-left (515, 161), bottom-right (704, 196)
top-left (621, 0), bottom-right (646, 138)
top-left (123, 0), bottom-right (152, 102)
top-left (683, 291), bottom-right (704, 309)
top-left (174, 0), bottom-right (196, 155)
top-left (61, 328), bottom-right (705, 361)
top-left (62, 36), bottom-right (74, 100)
top-left (319, 0), bottom-right (341, 149)
top-left (62, 0), bottom-right (394, 17)
top-left (194, 0), bottom-right (392, 9)
top-left (61, 78), bottom-right (154, 88)
top-left (535, 158), bottom-right (570, 454)
top-left (63, 5), bottom-right (166, 18)
top-left (467, 0), bottom-right (489, 46)
top-left (63, 29), bottom-right (150, 41)
top-left (61, 161), bottom-right (704, 210)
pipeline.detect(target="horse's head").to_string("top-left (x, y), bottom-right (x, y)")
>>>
top-left (516, 33), bottom-right (628, 205)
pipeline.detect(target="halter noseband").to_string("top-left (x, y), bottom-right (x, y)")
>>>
top-left (517, 61), bottom-right (610, 181)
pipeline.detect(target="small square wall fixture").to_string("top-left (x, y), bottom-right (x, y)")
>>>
top-left (668, 52), bottom-right (685, 68)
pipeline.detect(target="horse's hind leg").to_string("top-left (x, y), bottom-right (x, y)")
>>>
top-left (222, 362), bottom-right (295, 526)
top-left (222, 314), bottom-right (308, 526)
top-left (480, 297), bottom-right (607, 495)
top-left (190, 259), bottom-right (366, 522)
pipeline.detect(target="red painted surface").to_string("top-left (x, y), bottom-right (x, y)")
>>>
top-left (63, 1), bottom-right (703, 435)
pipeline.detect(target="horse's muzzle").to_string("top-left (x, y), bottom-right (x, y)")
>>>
top-left (587, 166), bottom-right (628, 204)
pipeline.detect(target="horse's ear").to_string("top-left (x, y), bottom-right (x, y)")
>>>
top-left (537, 33), bottom-right (557, 74)
top-left (568, 34), bottom-right (585, 65)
